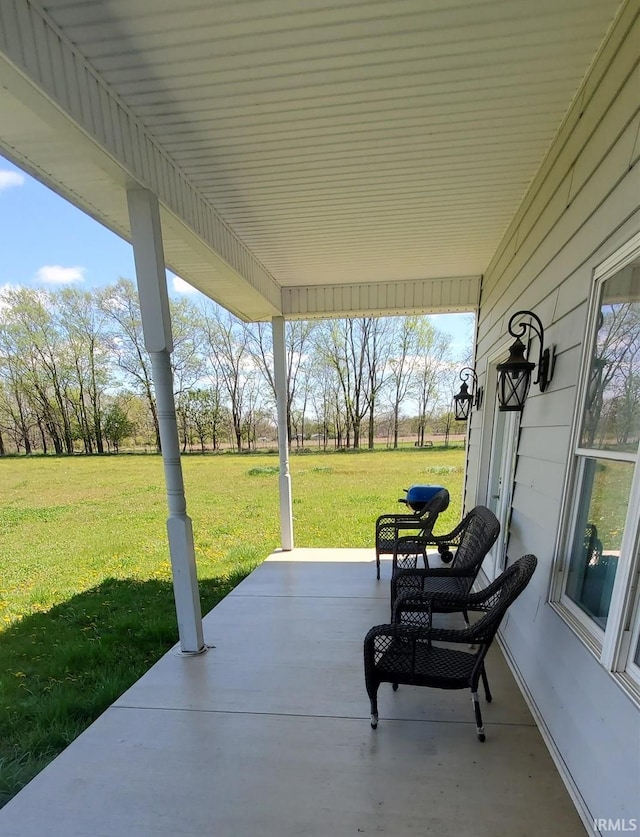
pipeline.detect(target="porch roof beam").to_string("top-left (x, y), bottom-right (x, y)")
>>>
top-left (282, 275), bottom-right (481, 319)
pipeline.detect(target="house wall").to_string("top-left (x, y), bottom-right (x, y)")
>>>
top-left (467, 0), bottom-right (640, 827)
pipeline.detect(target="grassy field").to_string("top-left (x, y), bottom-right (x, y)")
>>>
top-left (0, 445), bottom-right (464, 804)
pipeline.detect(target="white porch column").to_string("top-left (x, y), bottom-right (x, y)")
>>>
top-left (127, 187), bottom-right (205, 654)
top-left (272, 316), bottom-right (294, 550)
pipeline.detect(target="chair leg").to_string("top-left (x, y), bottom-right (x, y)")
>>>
top-left (462, 609), bottom-right (470, 625)
top-left (481, 665), bottom-right (492, 703)
top-left (376, 551), bottom-right (380, 580)
top-left (471, 691), bottom-right (485, 742)
top-left (369, 690), bottom-right (379, 728)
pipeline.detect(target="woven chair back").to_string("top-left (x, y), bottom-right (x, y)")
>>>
top-left (450, 505), bottom-right (500, 572)
top-left (468, 554), bottom-right (538, 644)
top-left (422, 488), bottom-right (450, 520)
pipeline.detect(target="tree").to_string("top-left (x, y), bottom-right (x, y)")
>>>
top-left (0, 287), bottom-right (74, 453)
top-left (246, 320), bottom-right (316, 446)
top-left (179, 388), bottom-right (221, 452)
top-left (414, 323), bottom-right (452, 446)
top-left (387, 317), bottom-right (420, 448)
top-left (0, 359), bottom-right (34, 454)
top-left (202, 304), bottom-right (251, 452)
top-left (57, 287), bottom-right (111, 453)
top-left (170, 297), bottom-right (207, 400)
top-left (317, 318), bottom-right (373, 448)
top-left (0, 279), bottom-right (467, 458)
top-left (100, 279), bottom-right (160, 452)
top-left (308, 354), bottom-right (336, 449)
top-left (103, 402), bottom-right (135, 452)
top-left (364, 318), bottom-right (392, 448)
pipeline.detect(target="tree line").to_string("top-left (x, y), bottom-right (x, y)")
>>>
top-left (0, 279), bottom-right (465, 456)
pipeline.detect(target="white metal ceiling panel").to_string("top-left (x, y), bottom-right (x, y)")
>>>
top-left (0, 0), bottom-right (625, 318)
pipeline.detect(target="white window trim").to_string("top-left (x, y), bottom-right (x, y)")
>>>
top-left (600, 467), bottom-right (640, 668)
top-left (474, 340), bottom-right (514, 507)
top-left (551, 231), bottom-right (640, 701)
top-left (574, 447), bottom-right (636, 463)
top-left (624, 544), bottom-right (640, 683)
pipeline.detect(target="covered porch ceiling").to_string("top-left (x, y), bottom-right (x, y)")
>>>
top-left (0, 0), bottom-right (623, 321)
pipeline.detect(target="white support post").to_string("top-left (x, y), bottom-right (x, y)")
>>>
top-left (272, 316), bottom-right (294, 550)
top-left (127, 187), bottom-right (205, 654)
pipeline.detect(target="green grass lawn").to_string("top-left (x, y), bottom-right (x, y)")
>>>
top-left (0, 445), bottom-right (464, 804)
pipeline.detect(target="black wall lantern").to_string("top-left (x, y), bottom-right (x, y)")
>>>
top-left (497, 310), bottom-right (556, 412)
top-left (453, 367), bottom-right (484, 421)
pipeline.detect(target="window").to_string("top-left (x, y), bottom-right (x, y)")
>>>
top-left (565, 457), bottom-right (633, 629)
top-left (557, 235), bottom-right (640, 694)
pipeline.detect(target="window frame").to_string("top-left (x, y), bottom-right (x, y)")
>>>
top-left (551, 232), bottom-right (640, 700)
top-left (623, 554), bottom-right (640, 685)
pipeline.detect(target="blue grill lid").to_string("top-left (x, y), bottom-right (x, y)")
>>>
top-left (405, 484), bottom-right (446, 505)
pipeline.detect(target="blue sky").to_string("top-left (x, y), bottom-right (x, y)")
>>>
top-left (0, 154), bottom-right (473, 356)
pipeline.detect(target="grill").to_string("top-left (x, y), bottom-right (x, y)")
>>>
top-left (399, 484), bottom-right (448, 514)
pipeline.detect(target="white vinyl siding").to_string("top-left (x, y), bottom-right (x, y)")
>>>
top-left (469, 3), bottom-right (640, 827)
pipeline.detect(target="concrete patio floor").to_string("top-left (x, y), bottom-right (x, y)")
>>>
top-left (0, 549), bottom-right (586, 836)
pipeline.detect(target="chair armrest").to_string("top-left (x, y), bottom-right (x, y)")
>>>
top-left (426, 513), bottom-right (472, 547)
top-left (393, 566), bottom-right (473, 579)
top-left (364, 621), bottom-right (475, 654)
top-left (390, 567), bottom-right (474, 612)
top-left (462, 570), bottom-right (517, 606)
top-left (395, 589), bottom-right (477, 610)
top-left (393, 536), bottom-right (437, 555)
top-left (391, 590), bottom-right (488, 623)
top-left (376, 512), bottom-right (420, 526)
top-left (393, 518), bottom-right (435, 531)
top-left (392, 593), bottom-right (436, 625)
top-left (393, 530), bottom-right (462, 552)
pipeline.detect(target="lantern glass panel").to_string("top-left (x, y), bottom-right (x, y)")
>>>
top-left (498, 367), bottom-right (531, 411)
top-left (454, 394), bottom-right (471, 421)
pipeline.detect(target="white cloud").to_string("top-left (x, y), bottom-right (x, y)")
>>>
top-left (0, 170), bottom-right (25, 191)
top-left (171, 275), bottom-right (197, 294)
top-left (35, 265), bottom-right (85, 285)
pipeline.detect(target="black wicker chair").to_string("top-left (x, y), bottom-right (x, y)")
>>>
top-left (364, 554), bottom-right (537, 741)
top-left (375, 488), bottom-right (450, 580)
top-left (390, 505), bottom-right (500, 617)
